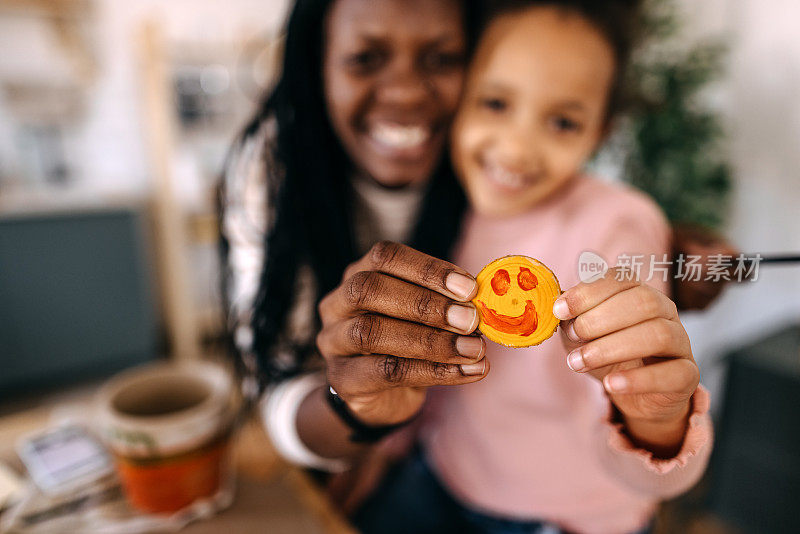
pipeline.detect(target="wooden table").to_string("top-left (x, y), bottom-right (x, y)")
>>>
top-left (187, 418), bottom-right (357, 534)
top-left (0, 403), bottom-right (356, 534)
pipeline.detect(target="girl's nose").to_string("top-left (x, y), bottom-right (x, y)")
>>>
top-left (494, 122), bottom-right (542, 172)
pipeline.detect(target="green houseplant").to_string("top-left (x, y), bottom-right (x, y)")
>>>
top-left (622, 0), bottom-right (732, 230)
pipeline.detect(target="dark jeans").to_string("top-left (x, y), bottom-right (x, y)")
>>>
top-left (353, 448), bottom-right (652, 534)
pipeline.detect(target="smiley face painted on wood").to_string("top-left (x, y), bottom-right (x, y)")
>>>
top-left (473, 256), bottom-right (561, 347)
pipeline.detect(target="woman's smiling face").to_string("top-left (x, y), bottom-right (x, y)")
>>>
top-left (323, 0), bottom-right (467, 188)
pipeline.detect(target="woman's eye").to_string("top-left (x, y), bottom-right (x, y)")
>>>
top-left (346, 50), bottom-right (386, 72)
top-left (479, 97), bottom-right (507, 113)
top-left (550, 116), bottom-right (582, 133)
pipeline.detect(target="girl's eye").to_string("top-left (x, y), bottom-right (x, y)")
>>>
top-left (479, 97), bottom-right (508, 113)
top-left (550, 116), bottom-right (582, 133)
top-left (346, 50), bottom-right (386, 72)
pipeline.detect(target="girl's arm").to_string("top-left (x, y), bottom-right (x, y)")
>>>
top-left (596, 386), bottom-right (713, 499)
top-left (555, 268), bottom-right (713, 497)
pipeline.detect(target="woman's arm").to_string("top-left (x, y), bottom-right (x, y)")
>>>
top-left (296, 385), bottom-right (369, 459)
top-left (671, 224), bottom-right (740, 311)
top-left (219, 123), bottom-right (271, 379)
top-left (266, 242), bottom-right (490, 463)
top-left (220, 123), bottom-right (488, 464)
top-left (219, 123), bottom-right (359, 466)
top-left (315, 241), bottom-right (488, 426)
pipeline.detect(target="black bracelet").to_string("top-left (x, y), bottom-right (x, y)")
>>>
top-left (325, 385), bottom-right (418, 443)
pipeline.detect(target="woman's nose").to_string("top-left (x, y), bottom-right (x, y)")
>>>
top-left (375, 57), bottom-right (429, 108)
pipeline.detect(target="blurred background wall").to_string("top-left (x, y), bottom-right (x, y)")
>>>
top-left (674, 0), bottom-right (800, 407)
top-left (0, 0), bottom-right (291, 197)
top-left (0, 0), bottom-right (292, 393)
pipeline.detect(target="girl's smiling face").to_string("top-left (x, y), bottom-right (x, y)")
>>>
top-left (452, 6), bottom-right (616, 217)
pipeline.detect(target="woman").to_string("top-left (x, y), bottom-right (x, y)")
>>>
top-left (220, 0), bottom-right (730, 516)
top-left (221, 0), bottom-right (490, 470)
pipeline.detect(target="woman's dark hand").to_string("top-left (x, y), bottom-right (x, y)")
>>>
top-left (316, 241), bottom-right (489, 426)
top-left (672, 225), bottom-right (740, 311)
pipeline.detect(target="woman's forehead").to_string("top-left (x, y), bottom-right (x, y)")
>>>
top-left (326, 0), bottom-right (464, 43)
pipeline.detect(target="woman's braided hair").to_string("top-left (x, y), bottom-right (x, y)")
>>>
top-left (233, 0), bottom-right (486, 384)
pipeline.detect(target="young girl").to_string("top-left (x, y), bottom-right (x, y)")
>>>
top-left (353, 2), bottom-right (713, 533)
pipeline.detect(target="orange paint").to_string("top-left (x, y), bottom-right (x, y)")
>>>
top-left (517, 267), bottom-right (538, 291)
top-left (491, 269), bottom-right (511, 296)
top-left (476, 299), bottom-right (538, 336)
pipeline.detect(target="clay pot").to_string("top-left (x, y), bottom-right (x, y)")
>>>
top-left (96, 361), bottom-right (237, 514)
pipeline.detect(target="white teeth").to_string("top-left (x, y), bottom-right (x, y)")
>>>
top-left (485, 162), bottom-right (528, 189)
top-left (371, 122), bottom-right (430, 149)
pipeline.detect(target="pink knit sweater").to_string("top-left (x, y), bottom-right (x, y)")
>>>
top-left (420, 176), bottom-right (714, 534)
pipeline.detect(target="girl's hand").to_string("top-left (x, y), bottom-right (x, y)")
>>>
top-left (554, 267), bottom-right (699, 457)
top-left (316, 241), bottom-right (489, 427)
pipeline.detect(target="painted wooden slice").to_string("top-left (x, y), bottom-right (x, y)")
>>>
top-left (473, 256), bottom-right (561, 347)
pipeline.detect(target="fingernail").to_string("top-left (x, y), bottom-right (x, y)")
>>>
top-left (456, 336), bottom-right (484, 359)
top-left (566, 349), bottom-right (585, 372)
top-left (447, 304), bottom-right (478, 332)
top-left (553, 298), bottom-right (570, 320)
top-left (565, 321), bottom-right (581, 342)
top-left (460, 358), bottom-right (486, 376)
top-left (604, 374), bottom-right (628, 393)
top-left (446, 272), bottom-right (477, 300)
